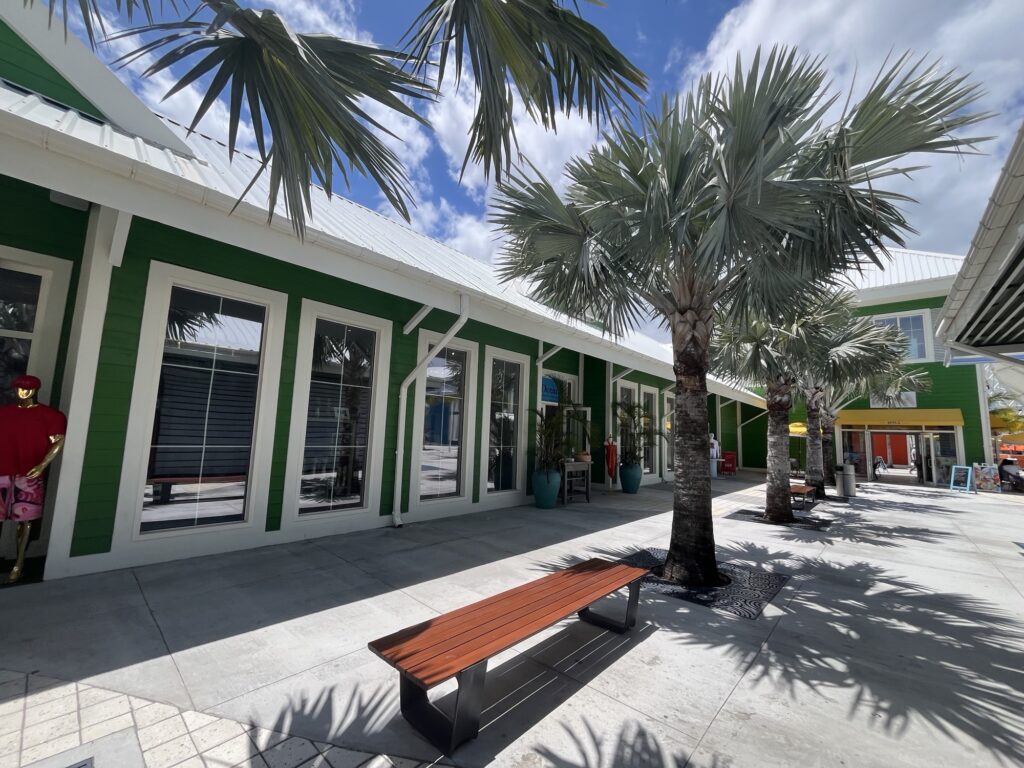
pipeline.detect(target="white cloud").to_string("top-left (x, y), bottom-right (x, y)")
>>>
top-left (427, 77), bottom-right (604, 200)
top-left (682, 0), bottom-right (1024, 256)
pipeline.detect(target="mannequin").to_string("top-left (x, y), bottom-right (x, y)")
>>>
top-left (0, 375), bottom-right (66, 584)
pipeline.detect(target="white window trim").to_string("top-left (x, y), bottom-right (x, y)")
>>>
top-left (408, 330), bottom-right (479, 519)
top-left (281, 299), bottom-right (393, 533)
top-left (110, 262), bottom-right (287, 567)
top-left (872, 309), bottom-right (934, 363)
top-left (0, 246), bottom-right (73, 563)
top-left (0, 245), bottom-right (73, 407)
top-left (478, 347), bottom-right (530, 507)
top-left (662, 393), bottom-right (676, 478)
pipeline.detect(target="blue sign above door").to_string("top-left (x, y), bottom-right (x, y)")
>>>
top-left (542, 375), bottom-right (561, 403)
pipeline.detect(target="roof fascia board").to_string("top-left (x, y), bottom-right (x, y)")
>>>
top-left (0, 2), bottom-right (193, 156)
top-left (2, 119), bottom-right (767, 408)
top-left (854, 276), bottom-right (954, 306)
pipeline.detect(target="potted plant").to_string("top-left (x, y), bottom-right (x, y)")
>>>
top-left (532, 407), bottom-right (566, 508)
top-left (614, 400), bottom-right (659, 493)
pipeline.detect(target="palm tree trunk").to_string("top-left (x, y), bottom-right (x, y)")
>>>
top-left (822, 413), bottom-right (837, 486)
top-left (765, 378), bottom-right (795, 523)
top-left (662, 299), bottom-right (721, 588)
top-left (805, 390), bottom-right (826, 499)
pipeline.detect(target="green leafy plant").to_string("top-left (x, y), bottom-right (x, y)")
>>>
top-left (532, 406), bottom-right (567, 472)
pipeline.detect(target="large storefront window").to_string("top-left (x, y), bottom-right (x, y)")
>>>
top-left (643, 390), bottom-right (657, 474)
top-left (142, 287), bottom-right (265, 532)
top-left (299, 319), bottom-right (376, 512)
top-left (420, 347), bottom-right (467, 499)
top-left (665, 396), bottom-right (675, 472)
top-left (0, 266), bottom-right (41, 405)
top-left (487, 358), bottom-right (521, 492)
top-left (619, 385), bottom-right (636, 461)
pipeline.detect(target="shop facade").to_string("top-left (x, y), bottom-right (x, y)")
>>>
top-left (835, 249), bottom-right (991, 484)
top-left (0, 6), bottom-right (765, 580)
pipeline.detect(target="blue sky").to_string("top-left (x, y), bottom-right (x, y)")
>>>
top-left (82, 0), bottom-right (1024, 272)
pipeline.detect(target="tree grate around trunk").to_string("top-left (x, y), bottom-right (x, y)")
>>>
top-left (617, 548), bottom-right (789, 620)
top-left (726, 509), bottom-right (833, 530)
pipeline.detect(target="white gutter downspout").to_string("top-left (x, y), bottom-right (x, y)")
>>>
top-left (392, 294), bottom-right (470, 527)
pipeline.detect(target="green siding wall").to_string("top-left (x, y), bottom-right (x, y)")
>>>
top-left (71, 220), bottom-right (551, 554)
top-left (542, 345), bottom-right (580, 377)
top-left (856, 296), bottom-right (945, 315)
top-left (847, 362), bottom-right (986, 464)
top-left (0, 175), bottom-right (86, 408)
top-left (0, 20), bottom-right (103, 118)
top-left (718, 397), bottom-right (738, 455)
top-left (740, 403), bottom-right (767, 468)
top-left (852, 294), bottom-right (986, 464)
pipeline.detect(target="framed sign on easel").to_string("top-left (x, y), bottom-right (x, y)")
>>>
top-left (949, 465), bottom-right (976, 494)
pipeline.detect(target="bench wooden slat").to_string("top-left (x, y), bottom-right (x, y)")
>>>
top-left (398, 564), bottom-right (644, 677)
top-left (370, 560), bottom-right (609, 661)
top-left (369, 558), bottom-right (648, 688)
top-left (403, 570), bottom-right (645, 687)
top-left (375, 561), bottom-right (635, 666)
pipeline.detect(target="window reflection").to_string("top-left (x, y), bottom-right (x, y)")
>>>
top-left (487, 359), bottom-right (520, 492)
top-left (299, 319), bottom-right (376, 513)
top-left (0, 267), bottom-right (41, 405)
top-left (420, 347), bottom-right (467, 499)
top-left (142, 287), bottom-right (265, 532)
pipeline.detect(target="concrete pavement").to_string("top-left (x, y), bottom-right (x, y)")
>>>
top-left (1, 475), bottom-right (1023, 766)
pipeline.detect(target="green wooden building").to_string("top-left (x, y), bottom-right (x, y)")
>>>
top-left (836, 249), bottom-right (991, 484)
top-left (0, 5), bottom-right (765, 580)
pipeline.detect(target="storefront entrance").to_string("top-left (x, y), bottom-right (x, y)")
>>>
top-left (840, 423), bottom-right (962, 487)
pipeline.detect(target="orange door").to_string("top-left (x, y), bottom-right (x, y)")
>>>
top-left (890, 435), bottom-right (909, 465)
top-left (871, 433), bottom-right (889, 464)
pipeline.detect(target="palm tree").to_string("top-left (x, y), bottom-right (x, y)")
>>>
top-left (715, 307), bottom-right (828, 523)
top-left (35, 0), bottom-right (645, 236)
top-left (794, 294), bottom-right (910, 498)
top-left (493, 48), bottom-right (988, 585)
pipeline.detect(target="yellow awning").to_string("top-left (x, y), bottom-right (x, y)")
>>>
top-left (836, 408), bottom-right (964, 427)
top-left (789, 422), bottom-right (807, 437)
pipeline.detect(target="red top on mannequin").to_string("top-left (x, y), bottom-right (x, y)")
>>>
top-left (0, 376), bottom-right (67, 476)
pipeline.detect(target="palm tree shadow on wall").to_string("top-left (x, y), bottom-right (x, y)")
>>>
top-left (535, 539), bottom-right (1024, 765)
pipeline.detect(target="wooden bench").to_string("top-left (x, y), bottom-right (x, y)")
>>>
top-left (790, 483), bottom-right (817, 508)
top-left (368, 558), bottom-right (650, 754)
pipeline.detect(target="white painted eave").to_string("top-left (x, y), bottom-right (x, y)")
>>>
top-left (0, 2), bottom-right (193, 156)
top-left (854, 276), bottom-right (954, 307)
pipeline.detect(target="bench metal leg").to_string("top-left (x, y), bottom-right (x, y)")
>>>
top-left (399, 660), bottom-right (487, 755)
top-left (577, 578), bottom-right (641, 633)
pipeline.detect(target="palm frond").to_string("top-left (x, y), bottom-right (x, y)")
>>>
top-left (403, 0), bottom-right (646, 183)
top-left (107, 2), bottom-right (434, 237)
top-left (26, 0), bottom-right (166, 48)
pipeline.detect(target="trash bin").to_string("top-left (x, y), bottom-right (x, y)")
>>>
top-left (842, 464), bottom-right (857, 497)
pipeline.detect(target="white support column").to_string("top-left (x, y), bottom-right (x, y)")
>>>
top-left (45, 205), bottom-right (131, 580)
top-left (976, 364), bottom-right (994, 465)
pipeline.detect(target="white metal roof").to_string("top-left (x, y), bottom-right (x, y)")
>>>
top-left (0, 78), bottom-right (764, 406)
top-left (840, 247), bottom-right (964, 291)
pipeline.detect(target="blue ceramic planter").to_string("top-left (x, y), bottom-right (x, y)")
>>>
top-left (533, 469), bottom-right (561, 509)
top-left (620, 462), bottom-right (643, 494)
